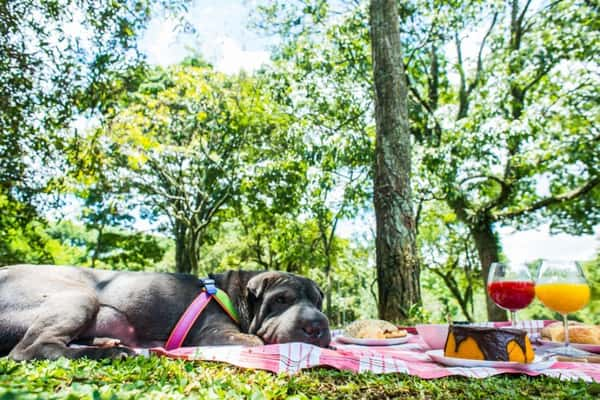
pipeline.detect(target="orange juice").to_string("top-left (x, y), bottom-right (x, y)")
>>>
top-left (535, 283), bottom-right (590, 314)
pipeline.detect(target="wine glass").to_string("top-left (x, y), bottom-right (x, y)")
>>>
top-left (487, 262), bottom-right (535, 327)
top-left (535, 260), bottom-right (591, 356)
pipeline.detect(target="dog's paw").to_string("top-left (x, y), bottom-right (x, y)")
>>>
top-left (104, 346), bottom-right (138, 359)
top-left (92, 337), bottom-right (122, 348)
top-left (234, 334), bottom-right (264, 347)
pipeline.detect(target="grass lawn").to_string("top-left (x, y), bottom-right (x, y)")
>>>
top-left (1, 356), bottom-right (598, 399)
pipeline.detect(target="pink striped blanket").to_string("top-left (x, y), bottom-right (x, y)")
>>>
top-left (145, 320), bottom-right (600, 382)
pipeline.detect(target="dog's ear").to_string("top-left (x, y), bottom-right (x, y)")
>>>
top-left (246, 274), bottom-right (268, 300)
top-left (210, 270), bottom-right (262, 299)
top-left (246, 272), bottom-right (281, 334)
top-left (209, 270), bottom-right (264, 333)
top-left (246, 271), bottom-right (282, 299)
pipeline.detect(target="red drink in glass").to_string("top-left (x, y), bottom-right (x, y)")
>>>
top-left (487, 281), bottom-right (535, 311)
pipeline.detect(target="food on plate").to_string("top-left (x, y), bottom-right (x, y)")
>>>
top-left (541, 321), bottom-right (600, 345)
top-left (344, 319), bottom-right (407, 339)
top-left (444, 325), bottom-right (534, 363)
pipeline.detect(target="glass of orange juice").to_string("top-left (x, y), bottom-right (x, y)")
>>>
top-left (535, 260), bottom-right (591, 356)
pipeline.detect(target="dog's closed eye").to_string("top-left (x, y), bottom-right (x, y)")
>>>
top-left (275, 295), bottom-right (290, 304)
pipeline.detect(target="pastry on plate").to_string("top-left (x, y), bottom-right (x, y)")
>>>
top-left (344, 319), bottom-right (407, 339)
top-left (541, 321), bottom-right (600, 345)
top-left (444, 325), bottom-right (534, 363)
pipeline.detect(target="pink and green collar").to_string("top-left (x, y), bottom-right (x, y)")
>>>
top-left (165, 279), bottom-right (239, 350)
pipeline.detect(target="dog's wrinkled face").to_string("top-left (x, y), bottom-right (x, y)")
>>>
top-left (246, 272), bottom-right (331, 347)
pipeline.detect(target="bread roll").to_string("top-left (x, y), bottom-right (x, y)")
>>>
top-left (344, 319), bottom-right (407, 339)
top-left (541, 321), bottom-right (600, 345)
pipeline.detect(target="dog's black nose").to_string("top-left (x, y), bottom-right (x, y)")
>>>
top-left (302, 320), bottom-right (326, 339)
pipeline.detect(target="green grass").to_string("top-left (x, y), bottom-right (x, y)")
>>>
top-left (0, 356), bottom-right (598, 400)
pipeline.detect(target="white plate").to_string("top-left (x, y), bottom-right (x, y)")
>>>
top-left (538, 339), bottom-right (600, 354)
top-left (426, 350), bottom-right (555, 371)
top-left (335, 334), bottom-right (410, 346)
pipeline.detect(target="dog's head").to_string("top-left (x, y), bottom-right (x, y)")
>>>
top-left (213, 270), bottom-right (331, 347)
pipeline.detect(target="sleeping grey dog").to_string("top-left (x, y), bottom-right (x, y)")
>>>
top-left (0, 265), bottom-right (330, 360)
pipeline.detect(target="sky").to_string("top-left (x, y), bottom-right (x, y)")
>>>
top-left (138, 0), bottom-right (599, 265)
top-left (139, 0), bottom-right (270, 73)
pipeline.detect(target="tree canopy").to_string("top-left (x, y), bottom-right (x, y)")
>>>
top-left (67, 60), bottom-right (298, 273)
top-left (253, 0), bottom-right (599, 321)
top-left (1, 0), bottom-right (597, 324)
top-left (0, 0), bottom-right (189, 265)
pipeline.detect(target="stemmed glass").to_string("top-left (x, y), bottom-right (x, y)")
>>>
top-left (535, 260), bottom-right (591, 356)
top-left (487, 262), bottom-right (536, 327)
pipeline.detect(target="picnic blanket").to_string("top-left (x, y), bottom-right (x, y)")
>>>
top-left (146, 320), bottom-right (600, 382)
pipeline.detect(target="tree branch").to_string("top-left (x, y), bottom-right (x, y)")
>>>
top-left (522, 0), bottom-right (561, 34)
top-left (459, 174), bottom-right (512, 213)
top-left (406, 76), bottom-right (443, 135)
top-left (196, 187), bottom-right (230, 231)
top-left (494, 176), bottom-right (600, 220)
top-left (517, 0), bottom-right (534, 29)
top-left (521, 62), bottom-right (555, 97)
top-left (252, 234), bottom-right (270, 270)
top-left (465, 12), bottom-right (498, 98)
top-left (455, 30), bottom-right (468, 120)
top-left (458, 174), bottom-right (507, 188)
top-left (415, 197), bottom-right (424, 237)
top-left (428, 259), bottom-right (473, 321)
top-left (405, 16), bottom-right (438, 69)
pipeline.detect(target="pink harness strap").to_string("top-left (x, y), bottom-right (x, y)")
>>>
top-left (164, 291), bottom-right (212, 350)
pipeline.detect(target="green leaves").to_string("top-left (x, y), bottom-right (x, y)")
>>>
top-left (255, 0), bottom-right (598, 321)
top-left (0, 191), bottom-right (55, 265)
top-left (80, 61), bottom-right (298, 273)
top-left (0, 0), bottom-right (190, 266)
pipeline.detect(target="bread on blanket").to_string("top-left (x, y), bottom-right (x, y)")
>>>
top-left (344, 319), bottom-right (407, 339)
top-left (541, 321), bottom-right (600, 345)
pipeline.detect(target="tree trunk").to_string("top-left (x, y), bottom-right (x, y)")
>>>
top-left (369, 0), bottom-right (420, 321)
top-left (91, 225), bottom-right (103, 269)
top-left (326, 269), bottom-right (332, 321)
top-left (174, 220), bottom-right (191, 273)
top-left (471, 223), bottom-right (507, 321)
top-left (320, 223), bottom-right (334, 321)
top-left (188, 228), bottom-right (201, 274)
